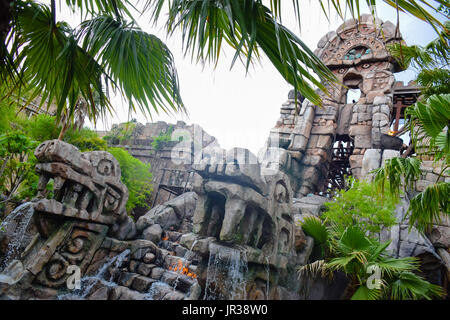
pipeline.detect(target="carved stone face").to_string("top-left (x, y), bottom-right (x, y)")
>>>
top-left (33, 140), bottom-right (128, 232)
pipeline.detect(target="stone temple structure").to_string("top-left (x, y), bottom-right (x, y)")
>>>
top-left (269, 14), bottom-right (405, 197)
top-left (0, 15), bottom-right (448, 300)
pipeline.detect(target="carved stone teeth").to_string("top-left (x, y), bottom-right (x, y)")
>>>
top-left (37, 175), bottom-right (50, 192)
top-left (79, 189), bottom-right (93, 211)
top-left (53, 176), bottom-right (66, 192)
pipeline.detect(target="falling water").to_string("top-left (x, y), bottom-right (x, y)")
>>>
top-left (265, 256), bottom-right (270, 299)
top-left (203, 243), bottom-right (248, 300)
top-left (144, 281), bottom-right (172, 300)
top-left (58, 249), bottom-right (130, 300)
top-left (0, 202), bottom-right (35, 271)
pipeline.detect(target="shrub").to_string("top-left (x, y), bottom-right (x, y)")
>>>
top-left (107, 147), bottom-right (153, 212)
top-left (323, 177), bottom-right (397, 234)
top-left (151, 126), bottom-right (174, 151)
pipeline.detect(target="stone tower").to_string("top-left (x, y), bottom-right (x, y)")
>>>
top-left (268, 14), bottom-right (405, 197)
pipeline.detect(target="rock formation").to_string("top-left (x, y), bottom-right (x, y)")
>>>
top-left (0, 15), bottom-right (448, 300)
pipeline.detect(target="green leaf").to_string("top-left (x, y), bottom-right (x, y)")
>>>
top-left (351, 285), bottom-right (380, 300)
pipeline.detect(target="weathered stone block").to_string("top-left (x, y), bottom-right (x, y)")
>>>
top-left (361, 149), bottom-right (382, 179)
top-left (349, 155), bottom-right (364, 169)
top-left (132, 275), bottom-right (156, 293)
top-left (349, 125), bottom-right (371, 136)
top-left (354, 134), bottom-right (372, 148)
top-left (358, 113), bottom-right (372, 122)
top-left (311, 125), bottom-right (335, 135)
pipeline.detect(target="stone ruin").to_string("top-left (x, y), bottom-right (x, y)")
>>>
top-left (269, 14), bottom-right (406, 197)
top-left (0, 15), bottom-right (448, 300)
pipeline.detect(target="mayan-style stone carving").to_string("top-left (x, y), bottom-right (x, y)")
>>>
top-left (178, 146), bottom-right (309, 299)
top-left (269, 14), bottom-right (405, 196)
top-left (33, 140), bottom-right (129, 235)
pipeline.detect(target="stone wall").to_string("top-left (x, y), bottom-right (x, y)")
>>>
top-left (268, 14), bottom-right (404, 197)
top-left (102, 121), bottom-right (220, 208)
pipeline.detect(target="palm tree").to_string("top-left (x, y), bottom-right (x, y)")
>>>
top-left (298, 216), bottom-right (444, 300)
top-left (0, 1), bottom-right (447, 128)
top-left (1, 0), bottom-right (184, 132)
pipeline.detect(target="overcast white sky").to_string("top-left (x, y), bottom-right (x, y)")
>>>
top-left (53, 1), bottom-right (444, 155)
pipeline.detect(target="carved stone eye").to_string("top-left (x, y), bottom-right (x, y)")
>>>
top-left (97, 159), bottom-right (114, 176)
top-left (46, 259), bottom-right (68, 281)
top-left (338, 68), bottom-right (346, 74)
top-left (362, 63), bottom-right (371, 69)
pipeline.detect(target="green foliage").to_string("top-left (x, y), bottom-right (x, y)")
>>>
top-left (409, 182), bottom-right (450, 232)
top-left (3, 0), bottom-right (183, 124)
top-left (0, 95), bottom-right (17, 135)
top-left (323, 178), bottom-right (397, 234)
top-left (103, 121), bottom-right (137, 145)
top-left (64, 128), bottom-right (107, 151)
top-left (298, 218), bottom-right (444, 300)
top-left (372, 157), bottom-right (422, 200)
top-left (151, 126), bottom-right (174, 151)
top-left (374, 94), bottom-right (450, 233)
top-left (107, 147), bottom-right (153, 212)
top-left (0, 131), bottom-right (39, 201)
top-left (17, 113), bottom-right (59, 141)
top-left (407, 94), bottom-right (450, 163)
top-left (416, 69), bottom-right (450, 98)
top-left (298, 179), bottom-right (444, 300)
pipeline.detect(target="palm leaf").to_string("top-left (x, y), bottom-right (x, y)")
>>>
top-left (10, 1), bottom-right (111, 123)
top-left (147, 0), bottom-right (339, 106)
top-left (339, 225), bottom-right (372, 252)
top-left (374, 256), bottom-right (420, 278)
top-left (351, 285), bottom-right (381, 300)
top-left (78, 15), bottom-right (185, 118)
top-left (390, 271), bottom-right (444, 300)
top-left (300, 216), bottom-right (329, 245)
top-left (408, 181), bottom-right (450, 232)
top-left (372, 157), bottom-right (422, 200)
top-left (297, 259), bottom-right (333, 279)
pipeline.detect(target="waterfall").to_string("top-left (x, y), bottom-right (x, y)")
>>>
top-left (58, 249), bottom-right (130, 300)
top-left (0, 202), bottom-right (35, 271)
top-left (265, 256), bottom-right (270, 299)
top-left (203, 243), bottom-right (248, 300)
top-left (144, 281), bottom-right (172, 300)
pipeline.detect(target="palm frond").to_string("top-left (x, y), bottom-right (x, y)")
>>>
top-left (416, 69), bottom-right (450, 98)
top-left (407, 94), bottom-right (450, 161)
top-left (318, 1), bottom-right (446, 33)
top-left (300, 216), bottom-right (329, 245)
top-left (10, 1), bottom-right (111, 123)
top-left (374, 257), bottom-right (420, 278)
top-left (339, 225), bottom-right (372, 252)
top-left (78, 15), bottom-right (185, 118)
top-left (351, 285), bottom-right (381, 300)
top-left (409, 182), bottom-right (450, 232)
top-left (147, 0), bottom-right (338, 106)
top-left (64, 0), bottom-right (136, 20)
top-left (390, 271), bottom-right (445, 300)
top-left (372, 157), bottom-right (422, 200)
top-left (297, 259), bottom-right (333, 279)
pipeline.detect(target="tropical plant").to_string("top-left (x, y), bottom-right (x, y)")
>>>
top-left (151, 126), bottom-right (175, 151)
top-left (322, 177), bottom-right (397, 234)
top-left (1, 0), bottom-right (184, 129)
top-left (107, 147), bottom-right (153, 212)
top-left (373, 95), bottom-right (450, 232)
top-left (374, 14), bottom-right (449, 233)
top-left (0, 0), bottom-right (447, 125)
top-left (0, 131), bottom-right (39, 203)
top-left (103, 121), bottom-right (138, 145)
top-left (298, 216), bottom-right (445, 300)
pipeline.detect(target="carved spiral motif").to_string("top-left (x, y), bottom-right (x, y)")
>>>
top-left (97, 159), bottom-right (114, 176)
top-left (45, 257), bottom-right (68, 281)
